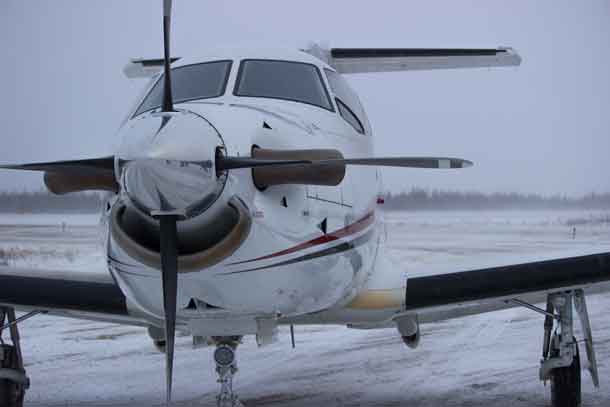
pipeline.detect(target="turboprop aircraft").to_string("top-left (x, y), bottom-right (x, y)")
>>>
top-left (1, 2), bottom-right (609, 407)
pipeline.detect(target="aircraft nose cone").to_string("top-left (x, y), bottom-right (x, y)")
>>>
top-left (116, 110), bottom-right (227, 219)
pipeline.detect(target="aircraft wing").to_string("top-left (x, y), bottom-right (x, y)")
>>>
top-left (402, 251), bottom-right (610, 323)
top-left (2, 252), bottom-right (609, 328)
top-left (0, 266), bottom-right (144, 326)
top-left (306, 45), bottom-right (521, 74)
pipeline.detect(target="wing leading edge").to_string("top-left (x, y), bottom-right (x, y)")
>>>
top-left (404, 252), bottom-right (610, 323)
top-left (0, 266), bottom-right (142, 326)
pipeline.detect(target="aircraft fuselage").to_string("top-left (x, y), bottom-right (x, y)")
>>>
top-left (104, 49), bottom-right (391, 333)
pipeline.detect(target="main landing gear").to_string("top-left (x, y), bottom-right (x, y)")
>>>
top-left (0, 308), bottom-right (31, 407)
top-left (212, 336), bottom-right (243, 407)
top-left (528, 290), bottom-right (598, 407)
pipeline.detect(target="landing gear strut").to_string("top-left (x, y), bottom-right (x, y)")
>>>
top-left (213, 336), bottom-right (243, 407)
top-left (0, 308), bottom-right (29, 407)
top-left (537, 290), bottom-right (599, 407)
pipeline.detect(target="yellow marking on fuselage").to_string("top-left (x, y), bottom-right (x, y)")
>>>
top-left (347, 288), bottom-right (404, 310)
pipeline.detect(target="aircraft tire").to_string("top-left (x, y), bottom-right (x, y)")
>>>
top-left (0, 345), bottom-right (25, 407)
top-left (550, 339), bottom-right (581, 407)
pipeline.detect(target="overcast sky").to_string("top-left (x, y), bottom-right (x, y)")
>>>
top-left (2, 1), bottom-right (609, 196)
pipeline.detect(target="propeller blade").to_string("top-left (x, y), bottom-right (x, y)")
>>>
top-left (217, 156), bottom-right (473, 171)
top-left (161, 0), bottom-right (174, 112)
top-left (0, 156), bottom-right (118, 194)
top-left (0, 156), bottom-right (115, 173)
top-left (332, 157), bottom-right (473, 168)
top-left (159, 214), bottom-right (179, 406)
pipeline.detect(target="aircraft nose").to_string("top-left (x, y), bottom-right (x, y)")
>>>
top-left (116, 110), bottom-right (227, 219)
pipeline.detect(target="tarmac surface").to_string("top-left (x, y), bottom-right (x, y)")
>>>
top-left (0, 210), bottom-right (609, 406)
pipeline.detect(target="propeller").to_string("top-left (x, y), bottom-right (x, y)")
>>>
top-left (0, 154), bottom-right (472, 196)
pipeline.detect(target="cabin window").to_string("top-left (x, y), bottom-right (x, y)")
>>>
top-left (234, 60), bottom-right (333, 111)
top-left (134, 60), bottom-right (232, 116)
top-left (325, 69), bottom-right (367, 134)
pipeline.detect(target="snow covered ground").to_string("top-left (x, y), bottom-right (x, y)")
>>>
top-left (1, 210), bottom-right (610, 406)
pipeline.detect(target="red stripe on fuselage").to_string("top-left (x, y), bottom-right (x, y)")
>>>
top-left (229, 210), bottom-right (375, 265)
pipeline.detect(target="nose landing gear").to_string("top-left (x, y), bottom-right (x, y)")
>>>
top-left (213, 337), bottom-right (243, 407)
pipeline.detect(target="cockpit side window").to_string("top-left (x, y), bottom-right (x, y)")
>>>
top-left (336, 99), bottom-right (365, 134)
top-left (133, 60), bottom-right (232, 117)
top-left (324, 69), bottom-right (367, 134)
top-left (234, 60), bottom-right (333, 111)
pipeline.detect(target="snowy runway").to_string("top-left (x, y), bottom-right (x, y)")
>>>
top-left (1, 210), bottom-right (609, 406)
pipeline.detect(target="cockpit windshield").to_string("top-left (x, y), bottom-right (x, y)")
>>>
top-left (133, 60), bottom-right (232, 117)
top-left (234, 60), bottom-right (333, 111)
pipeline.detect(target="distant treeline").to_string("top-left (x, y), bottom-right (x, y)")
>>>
top-left (1, 189), bottom-right (610, 213)
top-left (0, 191), bottom-right (104, 213)
top-left (383, 188), bottom-right (610, 211)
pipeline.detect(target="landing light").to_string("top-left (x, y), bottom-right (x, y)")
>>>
top-left (214, 345), bottom-right (236, 367)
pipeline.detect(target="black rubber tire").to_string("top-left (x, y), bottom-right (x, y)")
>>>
top-left (550, 339), bottom-right (581, 407)
top-left (0, 344), bottom-right (25, 407)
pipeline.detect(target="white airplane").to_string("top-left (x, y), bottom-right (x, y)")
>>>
top-left (0, 2), bottom-right (608, 407)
